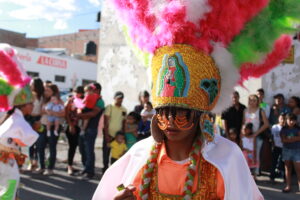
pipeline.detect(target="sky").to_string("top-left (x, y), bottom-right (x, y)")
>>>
top-left (0, 0), bottom-right (101, 38)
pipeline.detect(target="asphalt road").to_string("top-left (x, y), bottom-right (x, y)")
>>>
top-left (19, 138), bottom-right (300, 200)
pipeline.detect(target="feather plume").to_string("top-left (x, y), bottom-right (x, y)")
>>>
top-left (199, 0), bottom-right (269, 48)
top-left (0, 44), bottom-right (30, 87)
top-left (229, 0), bottom-right (300, 67)
top-left (239, 35), bottom-right (292, 84)
top-left (211, 44), bottom-right (239, 114)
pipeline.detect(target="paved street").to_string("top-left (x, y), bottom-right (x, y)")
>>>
top-left (19, 137), bottom-right (300, 200)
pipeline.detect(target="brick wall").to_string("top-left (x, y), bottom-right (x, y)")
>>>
top-left (38, 29), bottom-right (99, 62)
top-left (0, 29), bottom-right (27, 47)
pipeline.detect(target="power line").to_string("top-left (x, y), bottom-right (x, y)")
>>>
top-left (0, 10), bottom-right (100, 22)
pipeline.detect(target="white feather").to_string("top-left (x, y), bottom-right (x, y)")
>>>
top-left (8, 88), bottom-right (21, 108)
top-left (150, 0), bottom-right (168, 16)
top-left (184, 0), bottom-right (211, 26)
top-left (211, 43), bottom-right (240, 114)
top-left (150, 0), bottom-right (211, 29)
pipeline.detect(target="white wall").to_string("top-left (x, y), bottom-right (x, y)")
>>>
top-left (14, 47), bottom-right (97, 91)
top-left (97, 1), bottom-right (150, 111)
top-left (236, 40), bottom-right (300, 106)
top-left (262, 40), bottom-right (300, 104)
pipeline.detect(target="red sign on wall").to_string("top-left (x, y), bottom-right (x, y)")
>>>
top-left (17, 53), bottom-right (32, 62)
top-left (37, 56), bottom-right (67, 69)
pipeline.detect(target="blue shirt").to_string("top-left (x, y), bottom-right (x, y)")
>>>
top-left (280, 127), bottom-right (300, 149)
top-left (138, 120), bottom-right (150, 135)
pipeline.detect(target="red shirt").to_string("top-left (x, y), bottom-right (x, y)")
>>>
top-left (84, 93), bottom-right (99, 109)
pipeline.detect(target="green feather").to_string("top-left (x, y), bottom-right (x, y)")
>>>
top-left (229, 0), bottom-right (300, 67)
top-left (0, 78), bottom-right (13, 95)
top-left (122, 26), bottom-right (150, 67)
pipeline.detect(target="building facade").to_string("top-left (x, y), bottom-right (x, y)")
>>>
top-left (15, 46), bottom-right (97, 91)
top-left (0, 28), bottom-right (38, 49)
top-left (237, 39), bottom-right (300, 107)
top-left (38, 29), bottom-right (99, 63)
top-left (97, 1), bottom-right (150, 111)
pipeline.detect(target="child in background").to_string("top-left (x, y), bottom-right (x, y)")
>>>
top-left (125, 112), bottom-right (141, 149)
top-left (46, 96), bottom-right (64, 137)
top-left (241, 123), bottom-right (258, 179)
top-left (140, 102), bottom-right (156, 121)
top-left (280, 113), bottom-right (300, 193)
top-left (79, 84), bottom-right (99, 135)
top-left (228, 128), bottom-right (242, 149)
top-left (137, 114), bottom-right (151, 141)
top-left (110, 131), bottom-right (127, 164)
top-left (270, 113), bottom-right (285, 183)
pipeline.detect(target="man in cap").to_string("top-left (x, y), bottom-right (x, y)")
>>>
top-left (77, 82), bottom-right (105, 179)
top-left (102, 91), bottom-right (127, 173)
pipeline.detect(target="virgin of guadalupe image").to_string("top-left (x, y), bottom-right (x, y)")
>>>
top-left (158, 54), bottom-right (187, 97)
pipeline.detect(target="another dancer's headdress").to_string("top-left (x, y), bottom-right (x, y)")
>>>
top-left (0, 44), bottom-right (33, 111)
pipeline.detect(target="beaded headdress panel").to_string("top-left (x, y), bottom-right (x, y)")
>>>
top-left (111, 0), bottom-right (300, 113)
top-left (0, 44), bottom-right (32, 111)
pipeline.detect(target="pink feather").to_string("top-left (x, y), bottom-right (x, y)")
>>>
top-left (112, 0), bottom-right (269, 54)
top-left (0, 49), bottom-right (30, 87)
top-left (199, 0), bottom-right (269, 50)
top-left (112, 0), bottom-right (209, 53)
top-left (239, 35), bottom-right (292, 84)
top-left (112, 0), bottom-right (157, 52)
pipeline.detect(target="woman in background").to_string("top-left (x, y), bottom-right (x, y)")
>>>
top-left (244, 94), bottom-right (269, 176)
top-left (27, 77), bottom-right (44, 171)
top-left (38, 84), bottom-right (65, 175)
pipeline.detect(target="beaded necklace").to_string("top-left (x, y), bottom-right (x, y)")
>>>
top-left (139, 136), bottom-right (202, 199)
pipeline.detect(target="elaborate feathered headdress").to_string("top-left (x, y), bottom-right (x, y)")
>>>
top-left (109, 1), bottom-right (300, 199)
top-left (0, 44), bottom-right (32, 111)
top-left (111, 0), bottom-right (300, 114)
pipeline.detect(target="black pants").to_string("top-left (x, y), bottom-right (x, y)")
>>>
top-left (102, 138), bottom-right (111, 172)
top-left (37, 125), bottom-right (60, 169)
top-left (111, 158), bottom-right (118, 165)
top-left (270, 146), bottom-right (284, 179)
top-left (29, 142), bottom-right (38, 160)
top-left (26, 115), bottom-right (41, 161)
top-left (65, 126), bottom-right (80, 166)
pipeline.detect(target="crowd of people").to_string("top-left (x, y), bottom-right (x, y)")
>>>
top-left (6, 76), bottom-right (300, 192)
top-left (20, 78), bottom-right (155, 180)
top-left (221, 89), bottom-right (300, 193)
top-left (21, 77), bottom-right (104, 179)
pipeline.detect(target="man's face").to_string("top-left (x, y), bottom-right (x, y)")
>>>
top-left (94, 89), bottom-right (101, 95)
top-left (275, 97), bottom-right (283, 105)
top-left (159, 109), bottom-right (196, 142)
top-left (232, 94), bottom-right (239, 105)
top-left (141, 96), bottom-right (149, 104)
top-left (257, 91), bottom-right (264, 101)
top-left (22, 102), bottom-right (34, 115)
top-left (115, 97), bottom-right (123, 105)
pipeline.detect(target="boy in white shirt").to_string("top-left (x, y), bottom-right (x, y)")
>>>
top-left (270, 113), bottom-right (285, 182)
